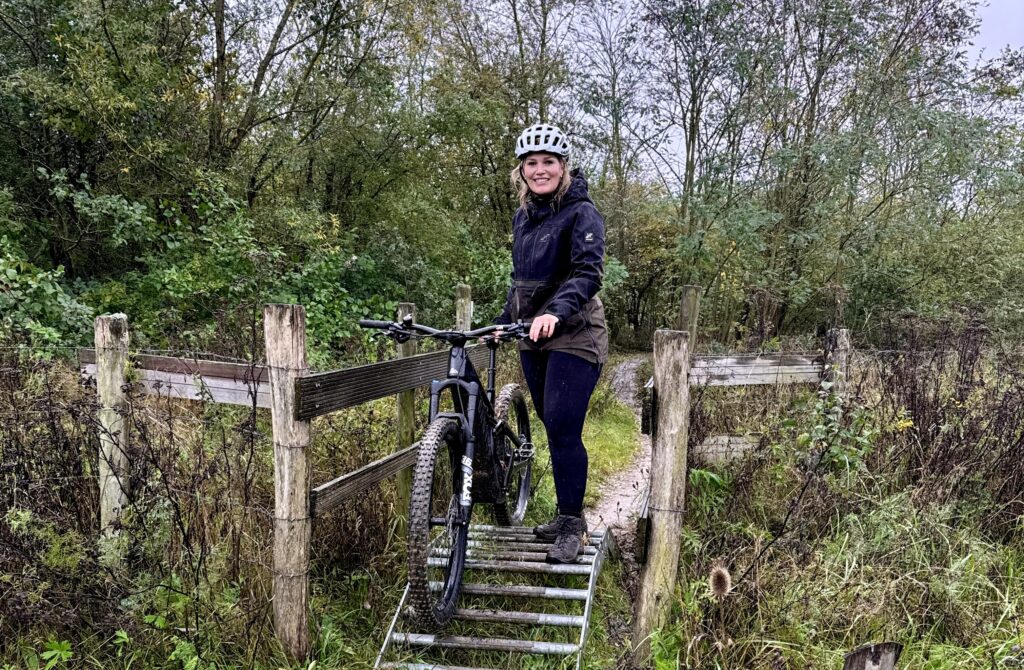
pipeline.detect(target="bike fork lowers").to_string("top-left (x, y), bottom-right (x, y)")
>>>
top-left (428, 372), bottom-right (480, 528)
top-left (457, 388), bottom-right (479, 524)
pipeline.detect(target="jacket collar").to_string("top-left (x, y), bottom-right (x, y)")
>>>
top-left (525, 169), bottom-right (591, 219)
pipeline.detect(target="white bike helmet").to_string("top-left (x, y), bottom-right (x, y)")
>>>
top-left (515, 123), bottom-right (570, 159)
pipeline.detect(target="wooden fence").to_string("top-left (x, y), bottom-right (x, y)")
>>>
top-left (80, 282), bottom-right (899, 668)
top-left (628, 286), bottom-right (903, 668)
top-left (81, 285), bottom-right (478, 661)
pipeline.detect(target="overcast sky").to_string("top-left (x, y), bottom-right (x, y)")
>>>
top-left (968, 0), bottom-right (1024, 59)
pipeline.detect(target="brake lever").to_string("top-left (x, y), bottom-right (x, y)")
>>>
top-left (495, 327), bottom-right (526, 342)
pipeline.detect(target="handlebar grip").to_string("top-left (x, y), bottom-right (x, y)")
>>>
top-left (358, 319), bottom-right (394, 329)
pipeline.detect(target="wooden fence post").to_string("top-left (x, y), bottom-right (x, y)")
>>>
top-left (633, 329), bottom-right (690, 664)
top-left (96, 314), bottom-right (130, 533)
top-left (676, 284), bottom-right (702, 346)
top-left (825, 328), bottom-right (852, 402)
top-left (395, 302), bottom-right (417, 530)
top-left (264, 304), bottom-right (311, 661)
top-left (455, 284), bottom-right (472, 330)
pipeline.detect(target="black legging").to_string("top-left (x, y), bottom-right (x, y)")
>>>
top-left (519, 350), bottom-right (602, 516)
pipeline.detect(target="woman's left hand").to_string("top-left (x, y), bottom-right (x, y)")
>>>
top-left (530, 314), bottom-right (560, 341)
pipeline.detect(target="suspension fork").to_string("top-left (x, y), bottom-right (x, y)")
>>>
top-left (458, 384), bottom-right (480, 523)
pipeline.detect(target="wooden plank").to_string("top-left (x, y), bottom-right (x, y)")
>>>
top-left (310, 444), bottom-right (419, 517)
top-left (690, 368), bottom-right (823, 387)
top-left (689, 354), bottom-right (823, 386)
top-left (95, 315), bottom-right (129, 535)
top-left (79, 348), bottom-right (267, 382)
top-left (635, 489), bottom-right (650, 564)
top-left (633, 329), bottom-right (690, 664)
top-left (295, 345), bottom-right (489, 420)
top-left (690, 353), bottom-right (823, 368)
top-left (264, 304), bottom-right (311, 662)
top-left (82, 364), bottom-right (271, 408)
top-left (693, 434), bottom-right (759, 464)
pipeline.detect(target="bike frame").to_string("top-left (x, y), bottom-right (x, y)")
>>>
top-left (427, 337), bottom-right (529, 525)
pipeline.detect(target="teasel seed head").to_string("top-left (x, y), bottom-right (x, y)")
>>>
top-left (709, 561), bottom-right (732, 600)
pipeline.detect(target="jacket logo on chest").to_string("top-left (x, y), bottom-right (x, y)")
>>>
top-left (585, 232), bottom-right (594, 242)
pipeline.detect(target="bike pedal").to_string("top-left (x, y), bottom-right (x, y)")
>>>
top-left (515, 442), bottom-right (535, 461)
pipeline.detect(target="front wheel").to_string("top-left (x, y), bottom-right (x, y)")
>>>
top-left (492, 384), bottom-right (533, 526)
top-left (407, 417), bottom-right (469, 629)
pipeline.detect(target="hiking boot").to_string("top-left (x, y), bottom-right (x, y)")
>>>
top-left (534, 511), bottom-right (587, 541)
top-left (545, 515), bottom-right (586, 564)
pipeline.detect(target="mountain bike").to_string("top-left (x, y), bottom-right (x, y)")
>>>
top-left (358, 317), bottom-right (535, 628)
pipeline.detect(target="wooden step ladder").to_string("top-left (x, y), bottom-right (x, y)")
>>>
top-left (374, 524), bottom-right (611, 670)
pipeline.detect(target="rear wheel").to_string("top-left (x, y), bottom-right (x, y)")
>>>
top-left (492, 384), bottom-right (533, 526)
top-left (407, 417), bottom-right (469, 628)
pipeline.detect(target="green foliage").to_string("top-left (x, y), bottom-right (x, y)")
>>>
top-left (5, 508), bottom-right (89, 577)
top-left (687, 468), bottom-right (730, 520)
top-left (787, 384), bottom-right (879, 473)
top-left (43, 169), bottom-right (157, 251)
top-left (0, 192), bottom-right (92, 344)
top-left (40, 639), bottom-right (72, 670)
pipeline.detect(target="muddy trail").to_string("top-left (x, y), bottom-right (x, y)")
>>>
top-left (588, 355), bottom-right (651, 576)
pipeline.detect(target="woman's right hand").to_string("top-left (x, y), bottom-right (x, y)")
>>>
top-left (529, 314), bottom-right (559, 341)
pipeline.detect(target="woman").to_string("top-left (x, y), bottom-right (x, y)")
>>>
top-left (493, 123), bottom-right (609, 563)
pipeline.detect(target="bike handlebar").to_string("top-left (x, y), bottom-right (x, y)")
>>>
top-left (358, 319), bottom-right (395, 329)
top-left (358, 319), bottom-right (531, 341)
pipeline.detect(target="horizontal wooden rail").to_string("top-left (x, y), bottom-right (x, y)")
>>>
top-left (295, 345), bottom-right (489, 420)
top-left (310, 443), bottom-right (419, 516)
top-left (689, 353), bottom-right (823, 386)
top-left (79, 348), bottom-right (268, 381)
top-left (79, 349), bottom-right (269, 408)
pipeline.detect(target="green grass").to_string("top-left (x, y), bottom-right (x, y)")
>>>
top-left (582, 382), bottom-right (640, 508)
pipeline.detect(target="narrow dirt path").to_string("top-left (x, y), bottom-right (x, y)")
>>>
top-left (588, 355), bottom-right (651, 568)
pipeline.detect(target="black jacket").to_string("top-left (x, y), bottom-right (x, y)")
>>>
top-left (495, 170), bottom-right (608, 364)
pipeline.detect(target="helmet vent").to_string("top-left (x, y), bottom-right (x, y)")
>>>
top-left (515, 123), bottom-right (570, 159)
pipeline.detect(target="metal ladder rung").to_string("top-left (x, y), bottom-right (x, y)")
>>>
top-left (467, 539), bottom-right (599, 554)
top-left (468, 532), bottom-right (603, 547)
top-left (431, 548), bottom-right (595, 564)
top-left (431, 581), bottom-right (588, 600)
top-left (427, 557), bottom-right (592, 575)
top-left (469, 524), bottom-right (605, 539)
top-left (392, 633), bottom-right (579, 656)
top-left (379, 664), bottom-right (501, 670)
top-left (454, 608), bottom-right (583, 627)
top-left (377, 530), bottom-right (609, 669)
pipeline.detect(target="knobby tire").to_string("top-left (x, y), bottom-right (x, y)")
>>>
top-left (407, 417), bottom-right (468, 629)
top-left (492, 384), bottom-right (533, 526)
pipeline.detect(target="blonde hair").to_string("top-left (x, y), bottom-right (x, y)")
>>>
top-left (509, 157), bottom-right (572, 210)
